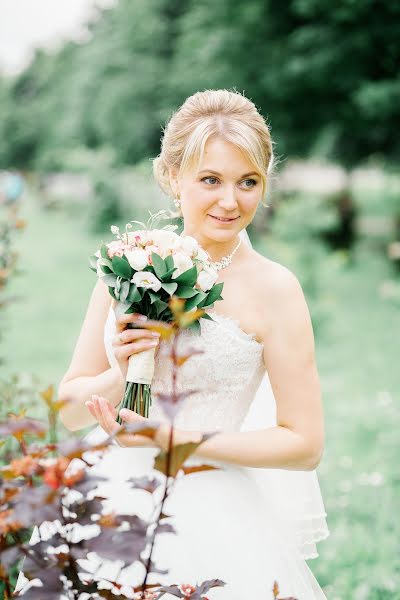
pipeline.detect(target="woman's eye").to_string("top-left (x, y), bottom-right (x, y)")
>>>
top-left (202, 176), bottom-right (219, 185)
top-left (201, 176), bottom-right (258, 188)
top-left (241, 178), bottom-right (257, 188)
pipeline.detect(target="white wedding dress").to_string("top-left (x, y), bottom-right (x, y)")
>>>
top-left (15, 295), bottom-right (330, 599)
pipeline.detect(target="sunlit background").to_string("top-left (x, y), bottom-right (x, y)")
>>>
top-left (0, 1), bottom-right (399, 598)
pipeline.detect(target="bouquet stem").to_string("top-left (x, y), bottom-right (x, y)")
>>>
top-left (116, 382), bottom-right (153, 423)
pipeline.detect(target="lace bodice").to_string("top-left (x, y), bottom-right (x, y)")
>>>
top-left (104, 307), bottom-right (266, 433)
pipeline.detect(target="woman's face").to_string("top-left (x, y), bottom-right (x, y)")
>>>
top-left (169, 137), bottom-right (263, 248)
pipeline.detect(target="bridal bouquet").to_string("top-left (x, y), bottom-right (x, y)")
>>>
top-left (89, 218), bottom-right (223, 422)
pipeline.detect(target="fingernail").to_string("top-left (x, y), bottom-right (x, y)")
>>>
top-left (91, 394), bottom-right (99, 400)
top-left (136, 314), bottom-right (147, 321)
top-left (120, 409), bottom-right (128, 418)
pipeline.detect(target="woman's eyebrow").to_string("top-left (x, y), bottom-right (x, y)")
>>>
top-left (198, 169), bottom-right (259, 178)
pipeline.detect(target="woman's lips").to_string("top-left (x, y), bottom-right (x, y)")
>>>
top-left (208, 215), bottom-right (239, 223)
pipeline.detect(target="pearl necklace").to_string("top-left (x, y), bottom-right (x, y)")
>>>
top-left (209, 238), bottom-right (242, 272)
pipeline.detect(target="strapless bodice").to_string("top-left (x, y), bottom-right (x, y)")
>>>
top-left (104, 307), bottom-right (266, 432)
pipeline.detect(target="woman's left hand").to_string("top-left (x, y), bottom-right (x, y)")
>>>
top-left (85, 395), bottom-right (172, 449)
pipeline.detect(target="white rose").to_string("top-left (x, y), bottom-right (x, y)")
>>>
top-left (146, 244), bottom-right (162, 259)
top-left (125, 248), bottom-right (149, 271)
top-left (179, 235), bottom-right (199, 256)
top-left (197, 264), bottom-right (218, 292)
top-left (171, 252), bottom-right (194, 279)
top-left (131, 271), bottom-right (162, 292)
top-left (195, 246), bottom-right (209, 261)
top-left (152, 229), bottom-right (180, 251)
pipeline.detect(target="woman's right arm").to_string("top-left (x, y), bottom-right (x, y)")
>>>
top-left (58, 278), bottom-right (160, 432)
top-left (57, 278), bottom-right (124, 432)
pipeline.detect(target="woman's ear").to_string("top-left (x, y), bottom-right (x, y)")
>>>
top-left (168, 167), bottom-right (179, 196)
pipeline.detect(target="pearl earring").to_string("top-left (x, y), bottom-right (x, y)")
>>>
top-left (173, 192), bottom-right (181, 210)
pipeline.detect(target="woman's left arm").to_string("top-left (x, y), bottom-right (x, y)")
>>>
top-left (174, 266), bottom-right (325, 471)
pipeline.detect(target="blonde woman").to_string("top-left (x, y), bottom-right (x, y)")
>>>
top-left (16, 90), bottom-right (329, 599)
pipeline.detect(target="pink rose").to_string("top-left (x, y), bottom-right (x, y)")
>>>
top-left (107, 240), bottom-right (126, 258)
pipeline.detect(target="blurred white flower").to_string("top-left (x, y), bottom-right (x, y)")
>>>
top-left (131, 271), bottom-right (162, 292)
top-left (197, 264), bottom-right (218, 292)
top-left (195, 246), bottom-right (210, 262)
top-left (111, 225), bottom-right (120, 235)
top-left (96, 258), bottom-right (109, 278)
top-left (152, 229), bottom-right (180, 250)
top-left (358, 471), bottom-right (385, 486)
top-left (125, 248), bottom-right (149, 271)
top-left (171, 252), bottom-right (193, 279)
top-left (126, 230), bottom-right (149, 245)
top-left (180, 234), bottom-right (200, 256)
top-left (146, 244), bottom-right (162, 259)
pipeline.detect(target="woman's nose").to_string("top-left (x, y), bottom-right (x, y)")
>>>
top-left (218, 186), bottom-right (238, 209)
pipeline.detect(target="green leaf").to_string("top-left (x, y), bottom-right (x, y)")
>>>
top-left (199, 311), bottom-right (214, 321)
top-left (113, 301), bottom-right (132, 320)
top-left (112, 255), bottom-right (133, 279)
top-left (160, 267), bottom-right (178, 281)
top-left (119, 280), bottom-right (130, 303)
top-left (184, 290), bottom-right (208, 311)
top-left (127, 284), bottom-right (142, 304)
top-left (175, 285), bottom-right (198, 299)
top-left (100, 244), bottom-right (109, 261)
top-left (100, 264), bottom-right (113, 274)
top-left (161, 281), bottom-right (178, 296)
top-left (164, 254), bottom-right (174, 271)
top-left (153, 298), bottom-right (169, 318)
top-left (185, 319), bottom-right (201, 335)
top-left (89, 254), bottom-right (98, 269)
top-left (151, 252), bottom-right (168, 278)
top-left (102, 274), bottom-right (118, 287)
top-left (147, 290), bottom-right (159, 304)
top-left (199, 282), bottom-right (224, 307)
top-left (173, 265), bottom-right (198, 287)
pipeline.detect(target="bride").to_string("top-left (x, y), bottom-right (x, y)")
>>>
top-left (15, 89), bottom-right (329, 599)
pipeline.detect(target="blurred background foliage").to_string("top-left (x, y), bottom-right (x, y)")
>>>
top-left (0, 0), bottom-right (399, 598)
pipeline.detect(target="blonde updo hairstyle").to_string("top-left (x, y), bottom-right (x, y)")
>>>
top-left (152, 89), bottom-right (274, 208)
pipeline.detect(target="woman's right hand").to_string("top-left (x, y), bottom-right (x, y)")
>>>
top-left (112, 309), bottom-right (160, 379)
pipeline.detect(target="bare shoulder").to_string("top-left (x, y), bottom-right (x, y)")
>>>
top-left (250, 249), bottom-right (303, 299)
top-left (249, 250), bottom-right (310, 336)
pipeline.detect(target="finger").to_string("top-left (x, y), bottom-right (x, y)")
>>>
top-left (116, 328), bottom-right (160, 344)
top-left (90, 395), bottom-right (115, 435)
top-left (115, 312), bottom-right (148, 332)
top-left (119, 408), bottom-right (147, 423)
top-left (86, 400), bottom-right (95, 416)
top-left (98, 396), bottom-right (121, 435)
top-left (89, 396), bottom-right (103, 424)
top-left (102, 397), bottom-right (118, 420)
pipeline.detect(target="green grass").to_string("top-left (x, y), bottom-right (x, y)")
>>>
top-left (1, 195), bottom-right (104, 386)
top-left (1, 188), bottom-right (400, 598)
top-left (308, 244), bottom-right (400, 599)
